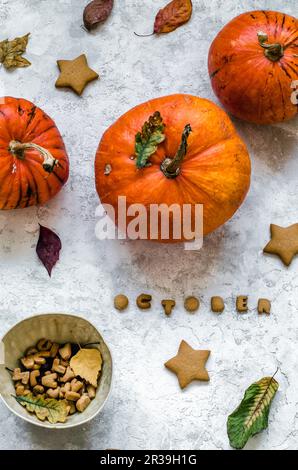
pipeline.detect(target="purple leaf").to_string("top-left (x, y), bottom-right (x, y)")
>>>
top-left (36, 224), bottom-right (62, 277)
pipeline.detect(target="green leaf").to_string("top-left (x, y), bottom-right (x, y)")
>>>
top-left (135, 111), bottom-right (165, 169)
top-left (14, 393), bottom-right (69, 424)
top-left (227, 376), bottom-right (279, 449)
top-left (0, 33), bottom-right (31, 69)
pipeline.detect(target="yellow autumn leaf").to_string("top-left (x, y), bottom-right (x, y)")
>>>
top-left (0, 33), bottom-right (31, 69)
top-left (15, 393), bottom-right (69, 424)
top-left (70, 348), bottom-right (102, 387)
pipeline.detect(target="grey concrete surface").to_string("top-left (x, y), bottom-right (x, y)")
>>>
top-left (0, 0), bottom-right (297, 450)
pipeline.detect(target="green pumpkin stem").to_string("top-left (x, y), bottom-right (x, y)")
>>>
top-left (257, 31), bottom-right (284, 62)
top-left (161, 124), bottom-right (192, 179)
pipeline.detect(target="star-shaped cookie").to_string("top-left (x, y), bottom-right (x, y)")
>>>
top-left (165, 340), bottom-right (210, 389)
top-left (55, 54), bottom-right (99, 96)
top-left (263, 223), bottom-right (298, 266)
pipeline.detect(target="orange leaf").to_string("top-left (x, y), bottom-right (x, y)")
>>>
top-left (154, 0), bottom-right (192, 34)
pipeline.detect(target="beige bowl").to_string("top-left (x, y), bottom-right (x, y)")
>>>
top-left (0, 313), bottom-right (113, 429)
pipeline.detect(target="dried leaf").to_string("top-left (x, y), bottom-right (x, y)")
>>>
top-left (154, 0), bottom-right (192, 34)
top-left (227, 375), bottom-right (279, 449)
top-left (0, 33), bottom-right (31, 69)
top-left (36, 224), bottom-right (62, 277)
top-left (15, 393), bottom-right (69, 424)
top-left (136, 0), bottom-right (192, 36)
top-left (70, 348), bottom-right (102, 387)
top-left (135, 111), bottom-right (165, 169)
top-left (83, 0), bottom-right (113, 31)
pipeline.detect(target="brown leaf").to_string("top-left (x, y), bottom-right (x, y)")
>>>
top-left (0, 33), bottom-right (31, 69)
top-left (83, 0), bottom-right (113, 31)
top-left (154, 0), bottom-right (193, 34)
top-left (70, 348), bottom-right (102, 387)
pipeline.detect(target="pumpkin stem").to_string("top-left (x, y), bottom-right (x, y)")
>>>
top-left (257, 31), bottom-right (284, 62)
top-left (8, 140), bottom-right (58, 173)
top-left (161, 124), bottom-right (192, 179)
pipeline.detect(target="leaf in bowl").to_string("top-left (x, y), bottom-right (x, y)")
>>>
top-left (70, 348), bottom-right (102, 387)
top-left (15, 393), bottom-right (69, 424)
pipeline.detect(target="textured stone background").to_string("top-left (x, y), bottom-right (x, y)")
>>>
top-left (0, 0), bottom-right (297, 450)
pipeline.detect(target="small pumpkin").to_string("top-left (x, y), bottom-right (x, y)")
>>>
top-left (95, 94), bottom-right (251, 242)
top-left (208, 10), bottom-right (298, 124)
top-left (0, 97), bottom-right (69, 210)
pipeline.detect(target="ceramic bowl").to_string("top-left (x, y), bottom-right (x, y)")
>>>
top-left (0, 313), bottom-right (112, 429)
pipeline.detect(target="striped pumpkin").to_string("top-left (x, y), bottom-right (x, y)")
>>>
top-left (208, 10), bottom-right (298, 124)
top-left (0, 97), bottom-right (69, 210)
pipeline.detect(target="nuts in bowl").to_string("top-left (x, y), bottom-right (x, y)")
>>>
top-left (0, 314), bottom-right (112, 428)
top-left (12, 339), bottom-right (102, 423)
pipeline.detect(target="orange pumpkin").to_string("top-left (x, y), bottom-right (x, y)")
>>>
top-left (95, 94), bottom-right (251, 242)
top-left (0, 97), bottom-right (69, 210)
top-left (208, 11), bottom-right (298, 124)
